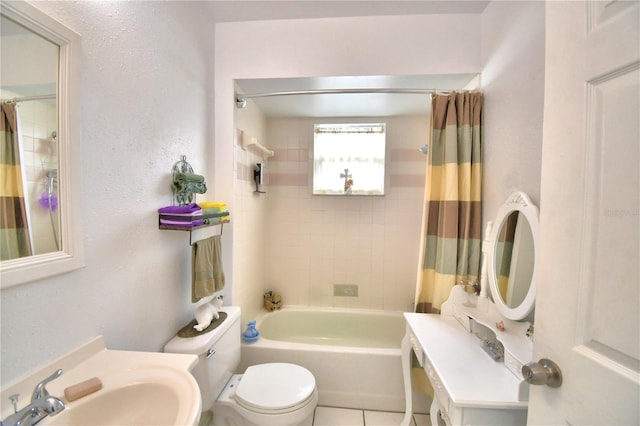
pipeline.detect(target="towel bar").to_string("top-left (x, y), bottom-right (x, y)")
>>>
top-left (159, 219), bottom-right (228, 246)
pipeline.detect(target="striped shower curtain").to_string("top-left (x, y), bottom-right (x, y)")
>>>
top-left (415, 92), bottom-right (483, 313)
top-left (496, 212), bottom-right (519, 302)
top-left (1, 103), bottom-right (33, 260)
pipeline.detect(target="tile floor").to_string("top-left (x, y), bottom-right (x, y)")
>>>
top-left (312, 406), bottom-right (431, 426)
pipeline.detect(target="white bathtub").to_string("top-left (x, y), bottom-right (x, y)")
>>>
top-left (240, 306), bottom-right (407, 412)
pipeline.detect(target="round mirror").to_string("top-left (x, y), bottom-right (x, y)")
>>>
top-left (487, 192), bottom-right (538, 320)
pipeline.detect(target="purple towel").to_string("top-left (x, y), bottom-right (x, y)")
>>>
top-left (159, 211), bottom-right (203, 218)
top-left (158, 203), bottom-right (201, 215)
top-left (160, 219), bottom-right (205, 227)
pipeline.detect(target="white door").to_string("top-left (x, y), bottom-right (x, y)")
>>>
top-left (530, 1), bottom-right (639, 425)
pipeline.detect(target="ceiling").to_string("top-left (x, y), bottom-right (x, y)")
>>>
top-left (225, 2), bottom-right (487, 118)
top-left (208, 1), bottom-right (490, 23)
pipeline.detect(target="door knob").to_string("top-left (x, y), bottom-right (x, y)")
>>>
top-left (522, 358), bottom-right (562, 387)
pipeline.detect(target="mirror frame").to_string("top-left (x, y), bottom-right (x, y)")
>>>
top-left (0, 0), bottom-right (83, 288)
top-left (487, 191), bottom-right (539, 320)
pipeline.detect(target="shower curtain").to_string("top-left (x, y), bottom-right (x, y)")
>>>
top-left (1, 103), bottom-right (33, 260)
top-left (496, 212), bottom-right (519, 302)
top-left (415, 92), bottom-right (483, 313)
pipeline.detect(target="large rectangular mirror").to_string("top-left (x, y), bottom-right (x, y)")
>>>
top-left (0, 1), bottom-right (83, 287)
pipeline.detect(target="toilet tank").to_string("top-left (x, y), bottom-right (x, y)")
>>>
top-left (164, 306), bottom-right (241, 410)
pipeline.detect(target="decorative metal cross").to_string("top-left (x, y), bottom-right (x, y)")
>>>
top-left (340, 169), bottom-right (354, 194)
top-left (340, 168), bottom-right (352, 188)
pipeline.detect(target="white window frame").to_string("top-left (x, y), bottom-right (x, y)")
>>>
top-left (312, 123), bottom-right (386, 196)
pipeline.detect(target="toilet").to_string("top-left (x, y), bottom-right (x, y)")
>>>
top-left (164, 306), bottom-right (318, 426)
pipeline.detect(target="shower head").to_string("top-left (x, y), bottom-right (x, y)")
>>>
top-left (419, 144), bottom-right (428, 155)
top-left (236, 97), bottom-right (247, 109)
top-left (51, 131), bottom-right (57, 142)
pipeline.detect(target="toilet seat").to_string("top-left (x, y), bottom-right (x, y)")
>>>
top-left (234, 363), bottom-right (316, 414)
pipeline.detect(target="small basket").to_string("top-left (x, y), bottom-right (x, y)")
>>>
top-left (264, 291), bottom-right (282, 311)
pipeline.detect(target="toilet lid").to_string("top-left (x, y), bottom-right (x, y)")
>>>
top-left (234, 363), bottom-right (316, 411)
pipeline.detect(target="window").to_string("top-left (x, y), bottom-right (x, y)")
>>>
top-left (312, 123), bottom-right (386, 195)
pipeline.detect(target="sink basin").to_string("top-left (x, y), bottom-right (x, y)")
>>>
top-left (45, 366), bottom-right (200, 426)
top-left (1, 337), bottom-right (200, 426)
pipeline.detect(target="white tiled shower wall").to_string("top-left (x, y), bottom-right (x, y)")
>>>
top-left (235, 109), bottom-right (430, 317)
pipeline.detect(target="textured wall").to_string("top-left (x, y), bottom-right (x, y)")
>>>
top-left (1, 1), bottom-right (215, 386)
top-left (481, 1), bottom-right (545, 221)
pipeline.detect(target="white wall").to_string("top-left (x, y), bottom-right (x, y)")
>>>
top-left (1, 1), bottom-right (216, 386)
top-left (261, 115), bottom-right (428, 312)
top-left (233, 99), bottom-right (269, 321)
top-left (215, 14), bottom-right (482, 321)
top-left (234, 110), bottom-right (430, 317)
top-left (481, 1), bottom-right (545, 220)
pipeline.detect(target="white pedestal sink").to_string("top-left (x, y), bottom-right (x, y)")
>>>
top-left (46, 366), bottom-right (198, 426)
top-left (0, 336), bottom-right (201, 426)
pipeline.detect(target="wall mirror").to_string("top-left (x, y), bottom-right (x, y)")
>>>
top-left (0, 0), bottom-right (83, 288)
top-left (487, 191), bottom-right (539, 320)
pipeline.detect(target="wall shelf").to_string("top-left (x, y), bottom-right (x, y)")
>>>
top-left (240, 130), bottom-right (274, 159)
top-left (159, 217), bottom-right (229, 245)
top-left (158, 218), bottom-right (229, 232)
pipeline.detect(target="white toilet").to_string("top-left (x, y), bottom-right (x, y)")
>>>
top-left (164, 306), bottom-right (318, 426)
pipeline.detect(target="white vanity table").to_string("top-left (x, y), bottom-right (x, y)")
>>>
top-left (403, 192), bottom-right (538, 426)
top-left (405, 289), bottom-right (530, 426)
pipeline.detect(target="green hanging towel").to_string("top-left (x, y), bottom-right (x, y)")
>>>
top-left (172, 172), bottom-right (207, 194)
top-left (191, 235), bottom-right (225, 303)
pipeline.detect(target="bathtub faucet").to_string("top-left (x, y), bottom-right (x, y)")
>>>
top-left (3, 369), bottom-right (66, 426)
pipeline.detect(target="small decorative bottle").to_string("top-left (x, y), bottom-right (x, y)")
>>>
top-left (242, 320), bottom-right (260, 343)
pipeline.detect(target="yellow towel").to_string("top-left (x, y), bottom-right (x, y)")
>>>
top-left (191, 235), bottom-right (225, 303)
top-left (199, 201), bottom-right (227, 211)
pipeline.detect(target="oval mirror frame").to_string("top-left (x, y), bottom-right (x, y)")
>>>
top-left (0, 1), bottom-right (83, 288)
top-left (487, 191), bottom-right (539, 320)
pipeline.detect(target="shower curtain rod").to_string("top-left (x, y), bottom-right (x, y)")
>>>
top-left (1, 94), bottom-right (56, 104)
top-left (235, 88), bottom-right (454, 105)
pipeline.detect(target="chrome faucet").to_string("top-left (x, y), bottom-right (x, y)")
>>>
top-left (2, 369), bottom-right (65, 426)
